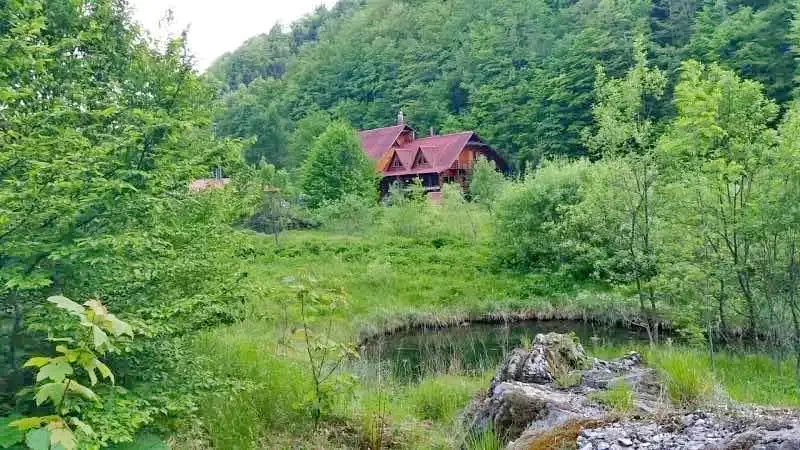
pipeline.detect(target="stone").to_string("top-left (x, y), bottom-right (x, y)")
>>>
top-left (464, 333), bottom-right (800, 450)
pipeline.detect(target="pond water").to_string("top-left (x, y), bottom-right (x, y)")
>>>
top-left (359, 320), bottom-right (650, 382)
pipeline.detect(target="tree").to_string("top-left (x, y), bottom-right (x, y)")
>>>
top-left (286, 110), bottom-right (333, 169)
top-left (469, 156), bottom-right (505, 208)
top-left (658, 60), bottom-right (778, 339)
top-left (300, 122), bottom-right (377, 208)
top-left (0, 2), bottom-right (244, 440)
top-left (581, 36), bottom-right (667, 343)
top-left (215, 77), bottom-right (290, 166)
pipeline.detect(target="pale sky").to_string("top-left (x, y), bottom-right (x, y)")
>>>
top-left (129, 0), bottom-right (338, 71)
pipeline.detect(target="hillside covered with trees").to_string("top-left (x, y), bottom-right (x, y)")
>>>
top-left (209, 0), bottom-right (798, 168)
top-left (5, 0), bottom-right (800, 449)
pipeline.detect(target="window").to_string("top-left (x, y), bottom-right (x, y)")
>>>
top-left (413, 150), bottom-right (428, 167)
top-left (390, 156), bottom-right (403, 170)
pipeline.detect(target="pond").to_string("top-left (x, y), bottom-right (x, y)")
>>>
top-left (358, 319), bottom-right (650, 382)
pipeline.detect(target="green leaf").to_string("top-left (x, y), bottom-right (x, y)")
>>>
top-left (66, 382), bottom-right (97, 401)
top-left (47, 296), bottom-right (84, 315)
top-left (36, 360), bottom-right (73, 383)
top-left (23, 357), bottom-right (51, 368)
top-left (0, 416), bottom-right (24, 448)
top-left (34, 383), bottom-right (67, 407)
top-left (25, 428), bottom-right (49, 450)
top-left (8, 417), bottom-right (59, 432)
top-left (95, 360), bottom-right (114, 384)
top-left (68, 418), bottom-right (93, 437)
top-left (49, 427), bottom-right (76, 450)
top-left (91, 325), bottom-right (110, 351)
top-left (107, 316), bottom-right (134, 337)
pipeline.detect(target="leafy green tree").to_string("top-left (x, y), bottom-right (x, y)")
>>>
top-left (469, 156), bottom-right (505, 208)
top-left (689, 0), bottom-right (795, 103)
top-left (300, 122), bottom-right (377, 208)
top-left (658, 60), bottom-right (779, 338)
top-left (286, 110), bottom-right (333, 169)
top-left (215, 77), bottom-right (290, 166)
top-left (0, 1), bottom-right (245, 441)
top-left (581, 37), bottom-right (667, 343)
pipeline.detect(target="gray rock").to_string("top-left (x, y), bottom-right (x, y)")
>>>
top-left (464, 333), bottom-right (800, 450)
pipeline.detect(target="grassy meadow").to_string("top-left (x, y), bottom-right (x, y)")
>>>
top-left (169, 202), bottom-right (800, 449)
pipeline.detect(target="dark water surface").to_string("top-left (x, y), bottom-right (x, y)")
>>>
top-left (359, 320), bottom-right (649, 382)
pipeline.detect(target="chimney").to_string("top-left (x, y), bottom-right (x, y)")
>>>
top-left (397, 110), bottom-right (405, 125)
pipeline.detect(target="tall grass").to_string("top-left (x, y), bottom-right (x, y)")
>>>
top-left (588, 381), bottom-right (634, 412)
top-left (465, 426), bottom-right (503, 450)
top-left (647, 348), bottom-right (714, 406)
top-left (404, 374), bottom-right (482, 422)
top-left (192, 323), bottom-right (312, 449)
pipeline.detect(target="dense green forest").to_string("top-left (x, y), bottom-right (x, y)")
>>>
top-left (208, 0), bottom-right (798, 167)
top-left (4, 0), bottom-right (800, 449)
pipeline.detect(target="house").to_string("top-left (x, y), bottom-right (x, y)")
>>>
top-left (358, 113), bottom-right (506, 196)
top-left (189, 167), bottom-right (230, 192)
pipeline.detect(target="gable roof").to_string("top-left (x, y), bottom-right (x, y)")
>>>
top-left (357, 124), bottom-right (410, 158)
top-left (358, 124), bottom-right (504, 177)
top-left (373, 132), bottom-right (476, 176)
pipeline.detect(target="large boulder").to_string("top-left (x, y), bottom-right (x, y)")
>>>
top-left (492, 333), bottom-right (590, 387)
top-left (466, 333), bottom-right (658, 445)
top-left (464, 332), bottom-right (800, 450)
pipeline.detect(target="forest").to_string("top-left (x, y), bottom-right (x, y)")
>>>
top-left (3, 0), bottom-right (800, 449)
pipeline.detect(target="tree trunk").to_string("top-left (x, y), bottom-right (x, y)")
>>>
top-left (737, 270), bottom-right (757, 340)
top-left (717, 278), bottom-right (728, 341)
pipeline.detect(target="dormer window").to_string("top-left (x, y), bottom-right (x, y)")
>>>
top-left (389, 154), bottom-right (404, 170)
top-left (413, 150), bottom-right (429, 167)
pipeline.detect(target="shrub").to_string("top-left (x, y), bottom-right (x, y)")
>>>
top-left (315, 193), bottom-right (378, 234)
top-left (492, 159), bottom-right (590, 274)
top-left (300, 121), bottom-right (377, 209)
top-left (469, 156), bottom-right (506, 208)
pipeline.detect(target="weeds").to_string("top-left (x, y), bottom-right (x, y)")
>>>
top-left (588, 382), bottom-right (634, 412)
top-left (647, 349), bottom-right (713, 407)
top-left (405, 375), bottom-right (481, 422)
top-left (465, 426), bottom-right (503, 450)
top-left (555, 371), bottom-right (583, 389)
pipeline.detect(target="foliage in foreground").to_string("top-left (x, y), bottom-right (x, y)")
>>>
top-left (5, 298), bottom-right (132, 450)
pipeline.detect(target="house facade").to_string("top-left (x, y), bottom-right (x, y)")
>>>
top-left (357, 116), bottom-right (506, 197)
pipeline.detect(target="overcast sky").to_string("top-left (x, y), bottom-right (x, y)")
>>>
top-left (129, 0), bottom-right (337, 71)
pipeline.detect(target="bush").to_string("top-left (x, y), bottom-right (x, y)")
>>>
top-left (492, 159), bottom-right (590, 274)
top-left (315, 193), bottom-right (379, 234)
top-left (469, 156), bottom-right (506, 208)
top-left (300, 121), bottom-right (377, 208)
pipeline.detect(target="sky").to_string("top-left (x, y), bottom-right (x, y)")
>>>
top-left (129, 0), bottom-right (337, 71)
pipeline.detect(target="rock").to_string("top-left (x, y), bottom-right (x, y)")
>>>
top-left (492, 332), bottom-right (590, 388)
top-left (464, 333), bottom-right (800, 450)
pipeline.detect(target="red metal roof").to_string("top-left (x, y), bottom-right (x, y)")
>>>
top-left (189, 178), bottom-right (231, 192)
top-left (357, 127), bottom-right (479, 177)
top-left (357, 124), bottom-right (408, 158)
